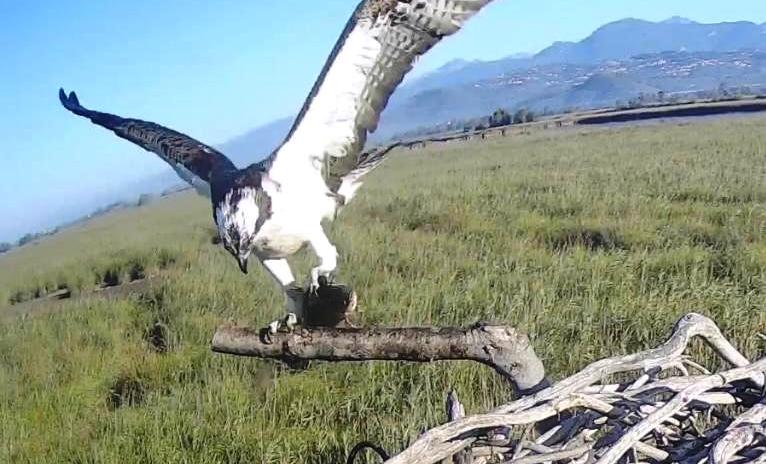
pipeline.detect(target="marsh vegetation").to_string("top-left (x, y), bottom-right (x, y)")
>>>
top-left (1, 117), bottom-right (765, 463)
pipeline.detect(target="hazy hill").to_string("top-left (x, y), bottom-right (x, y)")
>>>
top-left (526, 74), bottom-right (660, 112)
top-left (399, 18), bottom-right (766, 98)
top-left (379, 50), bottom-right (766, 137)
top-left (397, 53), bottom-right (534, 99)
top-left (534, 18), bottom-right (766, 65)
top-left (217, 116), bottom-right (293, 165)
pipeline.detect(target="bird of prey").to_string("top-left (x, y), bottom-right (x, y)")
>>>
top-left (59, 0), bottom-right (495, 329)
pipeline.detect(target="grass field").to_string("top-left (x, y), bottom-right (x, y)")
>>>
top-left (2, 117), bottom-right (766, 463)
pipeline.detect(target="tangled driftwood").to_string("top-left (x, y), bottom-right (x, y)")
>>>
top-left (386, 313), bottom-right (765, 464)
top-left (212, 312), bottom-right (765, 463)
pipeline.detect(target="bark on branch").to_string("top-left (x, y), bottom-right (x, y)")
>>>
top-left (212, 323), bottom-right (548, 394)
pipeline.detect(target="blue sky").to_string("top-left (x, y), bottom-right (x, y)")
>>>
top-left (1, 0), bottom-right (765, 242)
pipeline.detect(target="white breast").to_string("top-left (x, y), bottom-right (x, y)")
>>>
top-left (252, 169), bottom-right (338, 259)
top-left (252, 218), bottom-right (309, 259)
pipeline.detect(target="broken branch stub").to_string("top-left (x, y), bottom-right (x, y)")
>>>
top-left (212, 323), bottom-right (547, 394)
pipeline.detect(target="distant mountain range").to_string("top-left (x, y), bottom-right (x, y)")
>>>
top-left (534, 17), bottom-right (766, 65)
top-left (392, 17), bottom-right (766, 98)
top-left (378, 17), bottom-right (766, 137)
top-left (400, 49), bottom-right (766, 128)
top-left (81, 17), bottom-right (766, 218)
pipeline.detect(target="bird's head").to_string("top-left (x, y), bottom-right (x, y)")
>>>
top-left (212, 167), bottom-right (276, 275)
top-left (214, 186), bottom-right (265, 274)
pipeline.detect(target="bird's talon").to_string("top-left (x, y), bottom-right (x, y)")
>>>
top-left (266, 313), bottom-right (300, 338)
top-left (284, 313), bottom-right (299, 332)
top-left (318, 273), bottom-right (335, 288)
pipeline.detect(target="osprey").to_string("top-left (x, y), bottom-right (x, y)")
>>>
top-left (59, 0), bottom-right (495, 330)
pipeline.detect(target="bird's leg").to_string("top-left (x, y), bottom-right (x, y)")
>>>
top-left (260, 258), bottom-right (302, 334)
top-left (308, 228), bottom-right (338, 294)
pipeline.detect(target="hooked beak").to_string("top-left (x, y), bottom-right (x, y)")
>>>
top-left (237, 253), bottom-right (249, 274)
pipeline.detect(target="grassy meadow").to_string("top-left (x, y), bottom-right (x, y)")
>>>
top-left (1, 117), bottom-right (766, 463)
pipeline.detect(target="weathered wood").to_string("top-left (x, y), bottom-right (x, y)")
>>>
top-left (446, 391), bottom-right (465, 423)
top-left (444, 391), bottom-right (471, 464)
top-left (493, 312), bottom-right (763, 416)
top-left (212, 323), bottom-right (548, 394)
top-left (595, 358), bottom-right (766, 464)
top-left (505, 445), bottom-right (589, 464)
top-left (382, 313), bottom-right (766, 464)
top-left (710, 399), bottom-right (766, 464)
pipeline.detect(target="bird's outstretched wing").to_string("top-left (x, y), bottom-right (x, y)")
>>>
top-left (267, 0), bottom-right (494, 200)
top-left (59, 89), bottom-right (236, 197)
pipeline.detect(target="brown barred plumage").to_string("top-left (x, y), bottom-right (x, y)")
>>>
top-left (357, 0), bottom-right (400, 21)
top-left (58, 89), bottom-right (235, 184)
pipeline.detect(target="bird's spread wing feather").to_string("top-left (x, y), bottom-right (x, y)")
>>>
top-left (267, 0), bottom-right (494, 200)
top-left (334, 141), bottom-right (402, 203)
top-left (59, 89), bottom-right (236, 197)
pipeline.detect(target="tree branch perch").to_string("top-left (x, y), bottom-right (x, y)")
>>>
top-left (212, 323), bottom-right (548, 394)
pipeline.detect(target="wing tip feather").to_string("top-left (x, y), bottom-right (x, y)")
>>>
top-left (58, 87), bottom-right (86, 115)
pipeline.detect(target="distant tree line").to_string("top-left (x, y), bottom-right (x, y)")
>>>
top-left (615, 84), bottom-right (761, 111)
top-left (2, 228), bottom-right (59, 253)
top-left (388, 108), bottom-right (538, 140)
top-left (386, 81), bottom-right (766, 142)
top-left (476, 107), bottom-right (535, 130)
top-left (449, 108), bottom-right (538, 133)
